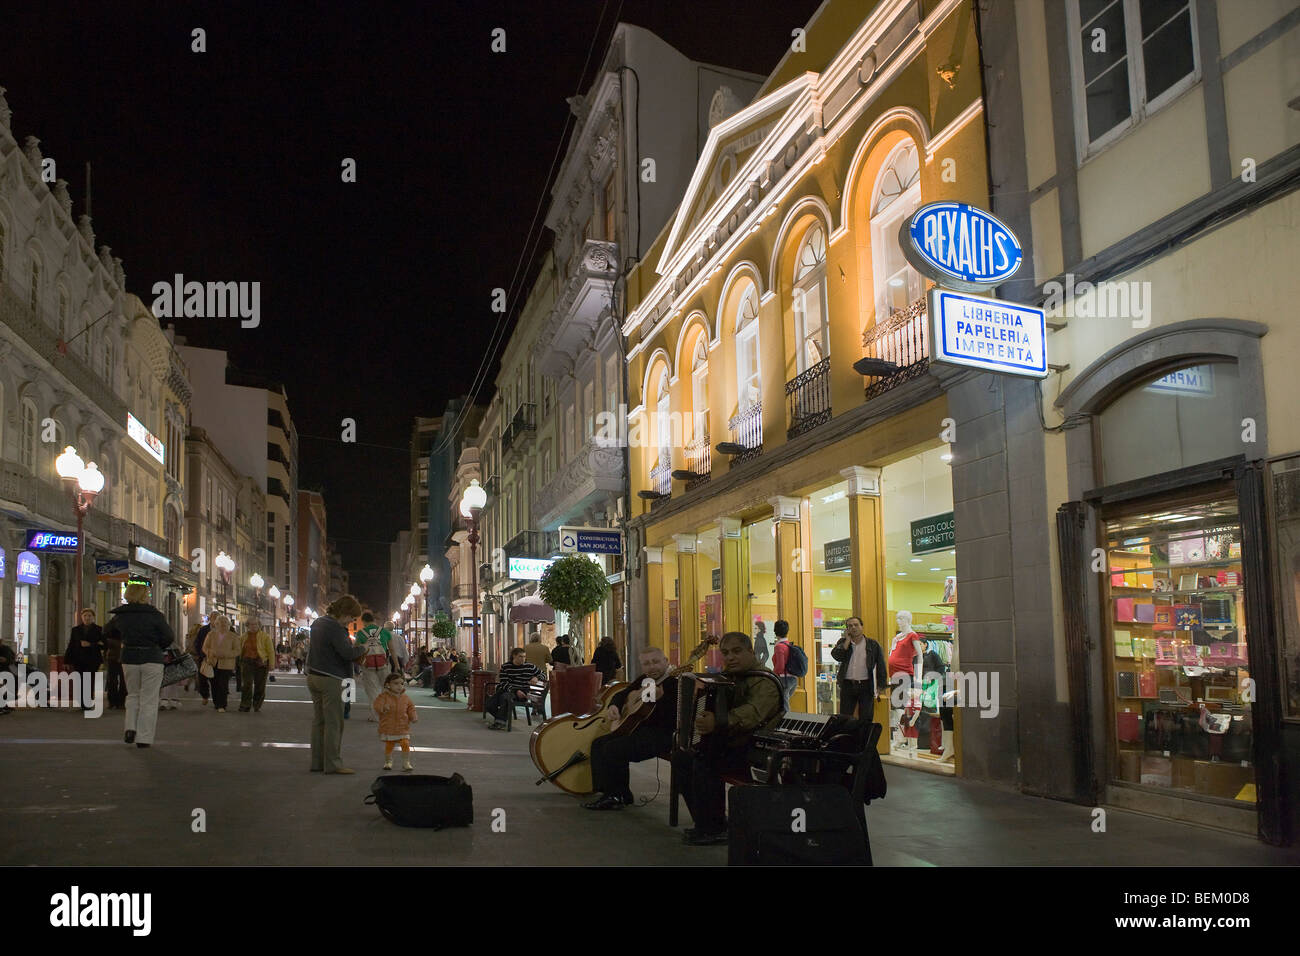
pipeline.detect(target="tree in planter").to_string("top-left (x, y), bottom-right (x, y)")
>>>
top-left (431, 612), bottom-right (456, 644)
top-left (538, 555), bottom-right (610, 659)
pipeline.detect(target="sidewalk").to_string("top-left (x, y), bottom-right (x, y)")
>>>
top-left (0, 672), bottom-right (1295, 866)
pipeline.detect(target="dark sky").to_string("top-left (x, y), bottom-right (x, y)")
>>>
top-left (2, 0), bottom-right (821, 609)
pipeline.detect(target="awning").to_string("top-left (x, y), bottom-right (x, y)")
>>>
top-left (508, 594), bottom-right (555, 624)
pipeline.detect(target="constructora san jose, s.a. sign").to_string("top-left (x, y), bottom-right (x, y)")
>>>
top-left (900, 201), bottom-right (1023, 291)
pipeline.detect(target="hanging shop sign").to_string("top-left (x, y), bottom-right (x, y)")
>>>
top-left (0, 551), bottom-right (6, 578)
top-left (96, 559), bottom-right (130, 582)
top-left (911, 512), bottom-right (955, 554)
top-left (824, 537), bottom-right (852, 572)
top-left (24, 529), bottom-right (80, 552)
top-left (458, 617), bottom-right (481, 628)
top-left (559, 527), bottom-right (623, 555)
top-left (928, 288), bottom-right (1048, 378)
top-left (508, 556), bottom-right (556, 581)
top-left (133, 545), bottom-right (171, 572)
top-left (900, 201), bottom-right (1023, 291)
top-left (1145, 365), bottom-right (1215, 397)
top-left (16, 551), bottom-right (41, 585)
top-left (127, 412), bottom-right (166, 464)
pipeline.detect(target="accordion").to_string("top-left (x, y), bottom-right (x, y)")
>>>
top-left (675, 673), bottom-right (734, 754)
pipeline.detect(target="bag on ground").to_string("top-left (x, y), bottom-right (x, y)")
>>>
top-left (365, 773), bottom-right (474, 829)
top-left (727, 784), bottom-right (870, 866)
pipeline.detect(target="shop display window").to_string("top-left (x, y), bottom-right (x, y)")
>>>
top-left (1267, 455), bottom-right (1300, 718)
top-left (1105, 498), bottom-right (1255, 803)
top-left (807, 480), bottom-right (852, 715)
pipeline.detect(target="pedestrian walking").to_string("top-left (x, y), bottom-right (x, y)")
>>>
top-left (770, 619), bottom-right (800, 704)
top-left (550, 633), bottom-right (576, 667)
top-left (0, 639), bottom-right (17, 715)
top-left (307, 594), bottom-right (366, 774)
top-left (237, 618), bottom-right (275, 712)
top-left (65, 608), bottom-right (105, 711)
top-left (104, 582), bottom-right (175, 748)
top-left (524, 631), bottom-right (550, 676)
top-left (591, 635), bottom-right (621, 685)
top-left (373, 672), bottom-right (417, 771)
top-left (202, 614), bottom-right (239, 713)
top-left (191, 621), bottom-right (212, 705)
top-left (292, 634), bottom-right (308, 674)
top-left (354, 612), bottom-right (396, 721)
top-left (104, 625), bottom-right (126, 710)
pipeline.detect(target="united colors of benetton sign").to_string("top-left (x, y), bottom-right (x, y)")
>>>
top-left (900, 202), bottom-right (1022, 290)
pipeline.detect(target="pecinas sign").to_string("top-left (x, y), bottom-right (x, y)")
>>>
top-left (900, 201), bottom-right (1022, 290)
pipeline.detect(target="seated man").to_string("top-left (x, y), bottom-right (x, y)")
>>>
top-left (435, 654), bottom-right (470, 698)
top-left (671, 631), bottom-right (784, 846)
top-left (582, 647), bottom-right (678, 810)
top-left (485, 648), bottom-right (542, 729)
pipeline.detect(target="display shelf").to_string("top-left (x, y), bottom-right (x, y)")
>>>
top-left (930, 602), bottom-right (957, 609)
top-left (1157, 587), bottom-right (1243, 596)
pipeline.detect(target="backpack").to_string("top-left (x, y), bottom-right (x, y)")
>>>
top-left (783, 641), bottom-right (809, 678)
top-left (362, 626), bottom-right (388, 670)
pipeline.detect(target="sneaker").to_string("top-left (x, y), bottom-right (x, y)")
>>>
top-left (383, 759), bottom-right (393, 770)
top-left (216, 708), bottom-right (226, 713)
top-left (402, 760), bottom-right (413, 772)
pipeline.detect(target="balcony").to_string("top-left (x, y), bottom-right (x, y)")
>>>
top-left (683, 434), bottom-right (712, 490)
top-left (482, 474), bottom-right (500, 499)
top-left (501, 403), bottom-right (537, 459)
top-left (505, 529), bottom-right (558, 561)
top-left (650, 460), bottom-right (672, 498)
top-left (537, 239), bottom-right (619, 378)
top-left (534, 434), bottom-right (626, 529)
top-left (786, 356), bottom-right (832, 439)
top-left (726, 402), bottom-right (763, 464)
top-left (862, 297), bottom-right (930, 399)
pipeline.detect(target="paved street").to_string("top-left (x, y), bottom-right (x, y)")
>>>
top-left (1, 671), bottom-right (1296, 867)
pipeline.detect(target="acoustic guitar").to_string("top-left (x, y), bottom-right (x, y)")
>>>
top-left (606, 635), bottom-right (719, 737)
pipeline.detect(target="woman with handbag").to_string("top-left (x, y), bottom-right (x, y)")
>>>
top-left (104, 582), bottom-right (175, 748)
top-left (65, 609), bottom-right (105, 711)
top-left (201, 615), bottom-right (239, 713)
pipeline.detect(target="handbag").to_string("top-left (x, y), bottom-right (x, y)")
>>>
top-left (199, 659), bottom-right (215, 679)
top-left (162, 650), bottom-right (198, 687)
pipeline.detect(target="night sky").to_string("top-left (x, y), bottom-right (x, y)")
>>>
top-left (3, 0), bottom-right (821, 609)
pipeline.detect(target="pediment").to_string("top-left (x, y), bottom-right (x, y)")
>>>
top-left (657, 74), bottom-right (815, 275)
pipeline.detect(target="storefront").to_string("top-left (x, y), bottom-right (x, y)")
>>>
top-left (14, 549), bottom-right (40, 665)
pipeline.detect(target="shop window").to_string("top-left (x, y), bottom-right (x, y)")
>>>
top-left (1268, 455), bottom-right (1300, 718)
top-left (1068, 0), bottom-right (1198, 156)
top-left (1098, 362), bottom-right (1246, 486)
top-left (870, 141), bottom-right (923, 320)
top-left (792, 223), bottom-right (829, 371)
top-left (807, 481), bottom-right (855, 716)
top-left (1103, 498), bottom-right (1254, 803)
top-left (735, 284), bottom-right (761, 411)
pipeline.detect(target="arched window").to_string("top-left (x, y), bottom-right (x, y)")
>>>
top-left (20, 399), bottom-right (37, 472)
top-left (655, 366), bottom-right (672, 469)
top-left (870, 141), bottom-right (923, 319)
top-left (793, 223), bottom-right (829, 370)
top-left (735, 284), bottom-right (761, 411)
top-left (690, 333), bottom-right (709, 443)
top-left (29, 256), bottom-right (41, 314)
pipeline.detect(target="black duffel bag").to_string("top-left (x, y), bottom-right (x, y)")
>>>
top-left (365, 774), bottom-right (474, 829)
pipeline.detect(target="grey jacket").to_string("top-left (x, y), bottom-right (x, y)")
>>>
top-left (104, 603), bottom-right (175, 666)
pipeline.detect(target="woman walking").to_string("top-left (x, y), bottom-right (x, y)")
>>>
top-left (591, 635), bottom-right (621, 685)
top-left (65, 609), bottom-right (105, 711)
top-left (307, 595), bottom-right (366, 774)
top-left (104, 582), bottom-right (175, 748)
top-left (202, 615), bottom-right (239, 713)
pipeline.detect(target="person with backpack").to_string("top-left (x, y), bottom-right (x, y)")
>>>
top-left (354, 612), bottom-right (396, 721)
top-left (831, 615), bottom-right (886, 719)
top-left (770, 619), bottom-right (807, 704)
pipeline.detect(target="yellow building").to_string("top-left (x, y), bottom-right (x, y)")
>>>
top-left (624, 0), bottom-right (987, 773)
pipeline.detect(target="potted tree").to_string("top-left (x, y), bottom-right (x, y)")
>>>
top-left (431, 612), bottom-right (456, 645)
top-left (539, 555), bottom-right (610, 661)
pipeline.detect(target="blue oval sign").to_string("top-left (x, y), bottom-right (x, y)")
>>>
top-left (901, 201), bottom-right (1022, 289)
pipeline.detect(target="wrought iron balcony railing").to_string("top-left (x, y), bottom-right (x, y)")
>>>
top-left (683, 433), bottom-right (712, 490)
top-left (726, 402), bottom-right (763, 464)
top-left (650, 458), bottom-right (672, 497)
top-left (501, 403), bottom-right (537, 458)
top-left (862, 296), bottom-right (930, 399)
top-left (785, 356), bottom-right (832, 439)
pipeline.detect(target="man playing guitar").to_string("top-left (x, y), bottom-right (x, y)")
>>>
top-left (582, 646), bottom-right (678, 810)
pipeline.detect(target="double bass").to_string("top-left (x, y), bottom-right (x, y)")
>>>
top-left (529, 637), bottom-right (717, 795)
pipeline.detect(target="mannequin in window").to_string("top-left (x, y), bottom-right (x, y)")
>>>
top-left (887, 610), bottom-right (925, 752)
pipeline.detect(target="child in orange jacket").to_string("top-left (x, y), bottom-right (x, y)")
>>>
top-left (373, 673), bottom-right (418, 771)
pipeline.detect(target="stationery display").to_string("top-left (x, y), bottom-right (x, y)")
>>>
top-left (1172, 604), bottom-right (1203, 630)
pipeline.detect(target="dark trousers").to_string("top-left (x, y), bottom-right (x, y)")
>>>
top-left (591, 726), bottom-right (672, 798)
top-left (433, 674), bottom-right (450, 695)
top-left (234, 663), bottom-right (242, 693)
top-left (671, 746), bottom-right (751, 833)
top-left (75, 667), bottom-right (99, 709)
top-left (839, 681), bottom-right (876, 718)
top-left (107, 663), bottom-right (127, 708)
top-left (487, 687), bottom-right (523, 721)
top-left (211, 668), bottom-right (233, 709)
top-left (239, 659), bottom-right (269, 710)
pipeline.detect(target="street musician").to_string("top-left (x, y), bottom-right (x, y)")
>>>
top-left (672, 631), bottom-right (784, 846)
top-left (581, 646), bottom-right (678, 811)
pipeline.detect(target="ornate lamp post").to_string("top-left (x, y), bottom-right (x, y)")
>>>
top-left (408, 581), bottom-right (422, 650)
top-left (419, 563), bottom-right (434, 652)
top-left (283, 593), bottom-right (294, 635)
top-left (459, 478), bottom-right (487, 668)
top-left (249, 572), bottom-right (264, 629)
top-left (268, 585), bottom-right (280, 643)
top-left (215, 551), bottom-right (235, 618)
top-left (54, 447), bottom-right (105, 620)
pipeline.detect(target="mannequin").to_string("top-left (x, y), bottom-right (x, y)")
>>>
top-left (887, 610), bottom-right (925, 753)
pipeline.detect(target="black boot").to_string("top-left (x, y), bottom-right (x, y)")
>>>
top-left (124, 730), bottom-right (136, 743)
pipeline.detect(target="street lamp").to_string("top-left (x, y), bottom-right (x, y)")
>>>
top-left (283, 592), bottom-right (294, 634)
top-left (409, 581), bottom-right (422, 650)
top-left (55, 447), bottom-right (105, 622)
top-left (215, 551), bottom-right (235, 618)
top-left (459, 477), bottom-right (487, 669)
top-left (420, 563), bottom-right (434, 652)
top-left (268, 584), bottom-right (280, 643)
top-left (250, 572), bottom-right (264, 629)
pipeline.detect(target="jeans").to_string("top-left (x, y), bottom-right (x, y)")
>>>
top-left (307, 672), bottom-right (347, 771)
top-left (239, 659), bottom-right (269, 710)
top-left (123, 662), bottom-right (164, 744)
top-left (590, 726), bottom-right (672, 797)
top-left (779, 675), bottom-right (797, 705)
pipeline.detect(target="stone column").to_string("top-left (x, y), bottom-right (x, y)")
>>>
top-left (717, 516), bottom-right (747, 637)
top-left (769, 495), bottom-right (809, 711)
top-left (673, 533), bottom-right (699, 669)
top-left (841, 465), bottom-right (891, 742)
top-left (643, 546), bottom-right (664, 655)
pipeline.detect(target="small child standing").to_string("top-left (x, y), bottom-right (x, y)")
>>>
top-left (373, 673), bottom-right (418, 771)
